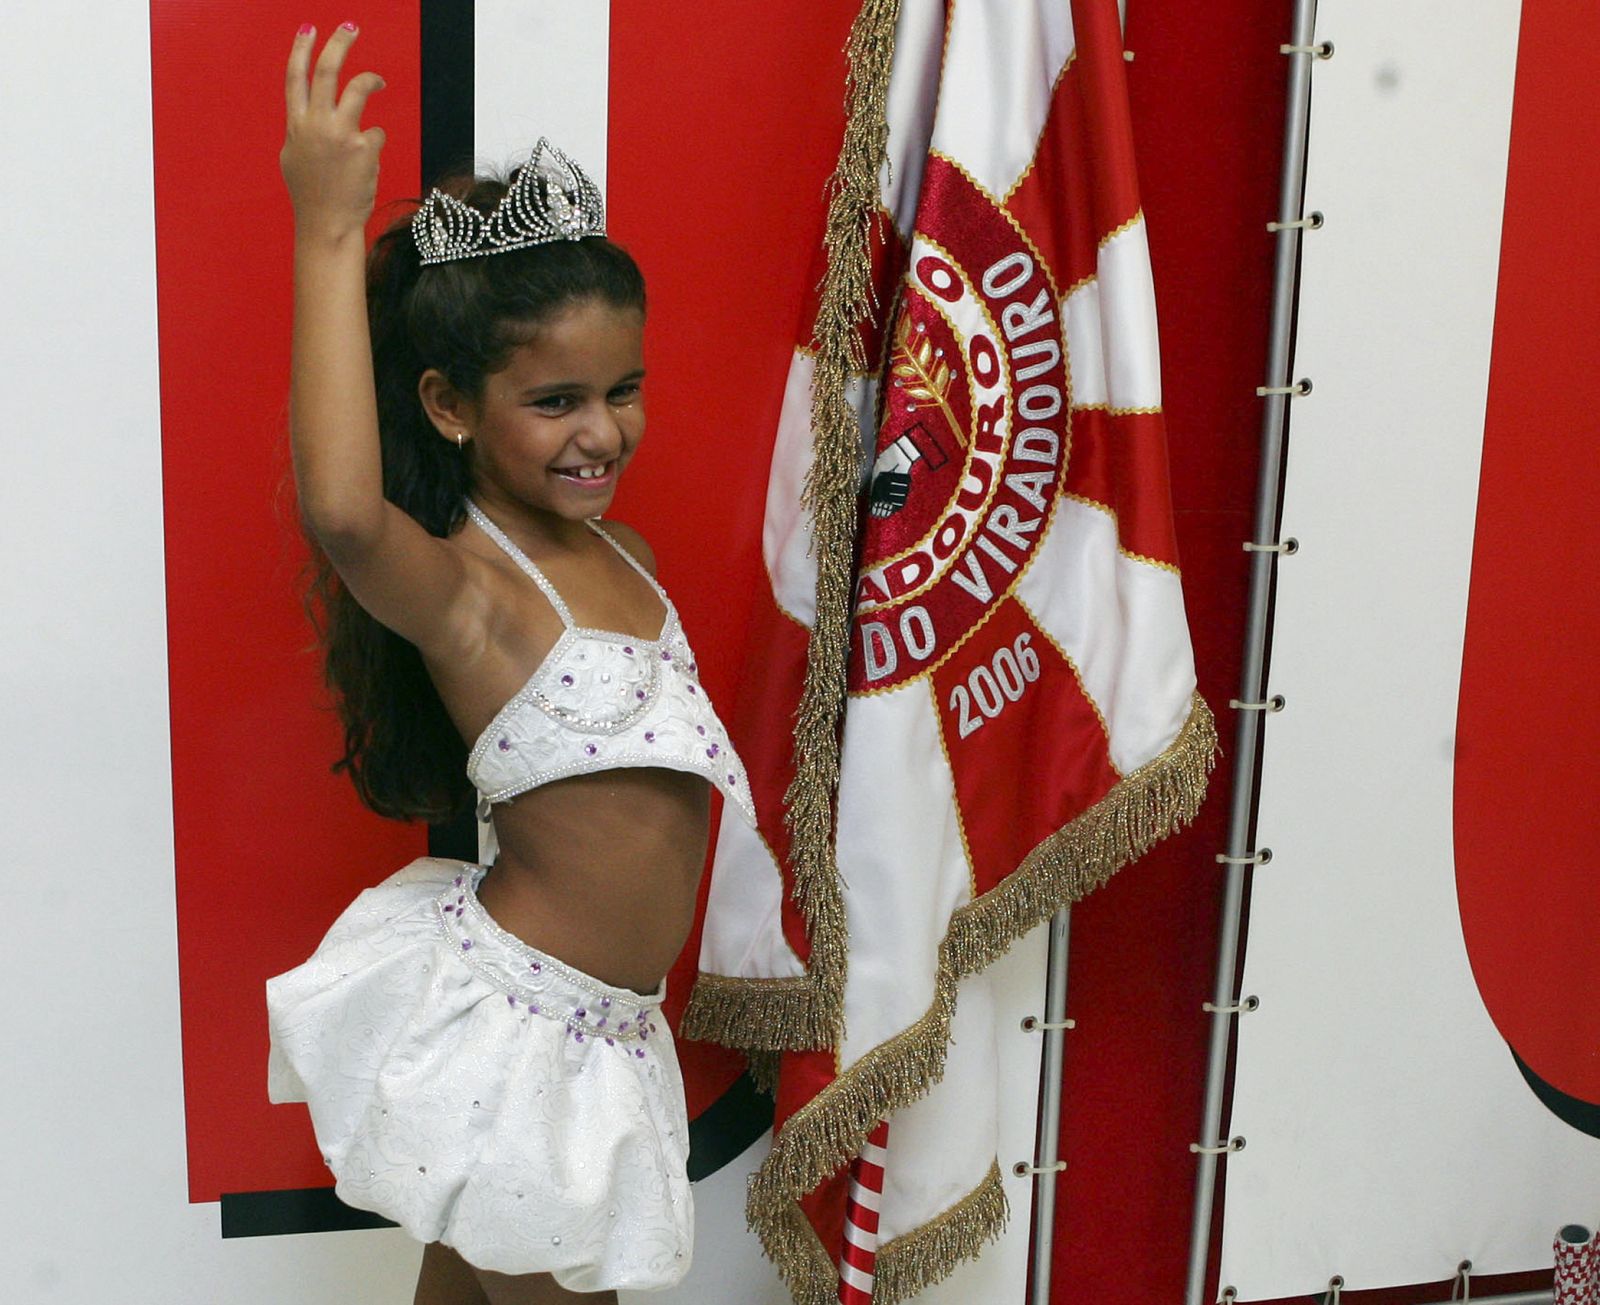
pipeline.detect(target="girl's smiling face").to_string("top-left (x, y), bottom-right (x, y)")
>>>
top-left (424, 296), bottom-right (646, 523)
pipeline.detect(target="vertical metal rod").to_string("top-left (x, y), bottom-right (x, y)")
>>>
top-left (1028, 907), bottom-right (1073, 1304)
top-left (1182, 2), bottom-right (1321, 1302)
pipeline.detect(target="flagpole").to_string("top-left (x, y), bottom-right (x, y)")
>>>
top-left (1183, 1), bottom-right (1321, 1302)
top-left (1026, 906), bottom-right (1072, 1303)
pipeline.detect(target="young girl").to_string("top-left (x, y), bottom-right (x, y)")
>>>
top-left (265, 24), bottom-right (755, 1304)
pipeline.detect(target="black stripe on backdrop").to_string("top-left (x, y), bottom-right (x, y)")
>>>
top-left (223, 0), bottom-right (771, 1238)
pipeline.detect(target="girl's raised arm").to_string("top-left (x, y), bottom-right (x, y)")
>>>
top-left (281, 25), bottom-right (476, 656)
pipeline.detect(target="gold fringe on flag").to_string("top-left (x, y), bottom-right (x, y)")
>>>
top-left (779, 0), bottom-right (905, 1051)
top-left (755, 1164), bottom-right (1010, 1305)
top-left (873, 1161), bottom-right (1009, 1304)
top-left (748, 695), bottom-right (1217, 1289)
top-left (682, 974), bottom-right (816, 1054)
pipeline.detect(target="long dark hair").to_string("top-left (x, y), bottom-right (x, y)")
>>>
top-left (306, 168), bottom-right (647, 822)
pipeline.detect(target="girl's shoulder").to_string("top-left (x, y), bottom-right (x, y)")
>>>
top-left (594, 518), bottom-right (656, 576)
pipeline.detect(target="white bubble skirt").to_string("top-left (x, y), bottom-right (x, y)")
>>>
top-left (267, 857), bottom-right (692, 1290)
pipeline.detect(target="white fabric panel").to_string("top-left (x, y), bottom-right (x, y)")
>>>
top-left (0, 7), bottom-right (423, 1301)
top-left (1218, 3), bottom-right (1600, 1299)
top-left (699, 802), bottom-right (806, 979)
top-left (1017, 500), bottom-right (1195, 773)
top-left (836, 681), bottom-right (972, 1064)
top-left (1063, 278), bottom-right (1107, 408)
top-left (475, 0), bottom-right (610, 189)
top-left (883, 925), bottom-right (1045, 1305)
top-left (1097, 217), bottom-right (1162, 409)
top-left (931, 0), bottom-right (1075, 200)
top-left (762, 352), bottom-right (878, 626)
top-left (881, 1), bottom-right (947, 234)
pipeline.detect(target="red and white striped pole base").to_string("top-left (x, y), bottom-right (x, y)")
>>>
top-left (838, 1119), bottom-right (891, 1302)
top-left (1555, 1224), bottom-right (1599, 1305)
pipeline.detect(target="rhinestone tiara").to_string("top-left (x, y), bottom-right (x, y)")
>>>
top-left (412, 138), bottom-right (606, 266)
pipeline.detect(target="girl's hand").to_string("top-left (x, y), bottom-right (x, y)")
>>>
top-left (281, 23), bottom-right (387, 242)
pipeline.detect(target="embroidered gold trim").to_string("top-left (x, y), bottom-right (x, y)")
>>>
top-left (1101, 207), bottom-right (1144, 248)
top-left (1061, 492), bottom-right (1184, 577)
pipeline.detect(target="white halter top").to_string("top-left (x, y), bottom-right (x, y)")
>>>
top-left (463, 501), bottom-right (756, 829)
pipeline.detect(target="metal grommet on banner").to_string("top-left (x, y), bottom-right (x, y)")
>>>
top-left (1216, 848), bottom-right (1272, 866)
top-left (1267, 211), bottom-right (1324, 232)
top-left (1230, 695), bottom-right (1286, 713)
top-left (1450, 1259), bottom-right (1472, 1301)
top-left (1203, 995), bottom-right (1260, 1014)
top-left (1012, 1159), bottom-right (1067, 1177)
top-left (1218, 1289), bottom-right (1238, 1305)
top-left (1256, 378), bottom-right (1313, 397)
top-left (1244, 537), bottom-right (1299, 554)
top-left (1021, 1015), bottom-right (1075, 1032)
top-left (1322, 1275), bottom-right (1346, 1305)
top-left (1281, 40), bottom-right (1335, 59)
top-left (1189, 1136), bottom-right (1246, 1155)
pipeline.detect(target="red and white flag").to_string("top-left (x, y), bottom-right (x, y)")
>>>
top-left (684, 3), bottom-right (1213, 1299)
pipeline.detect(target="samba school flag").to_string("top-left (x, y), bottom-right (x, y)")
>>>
top-left (683, 1), bottom-right (1215, 1299)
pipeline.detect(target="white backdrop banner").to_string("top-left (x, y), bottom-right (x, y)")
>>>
top-left (1218, 1), bottom-right (1600, 1299)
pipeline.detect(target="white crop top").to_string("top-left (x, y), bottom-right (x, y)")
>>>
top-left (463, 500), bottom-right (757, 829)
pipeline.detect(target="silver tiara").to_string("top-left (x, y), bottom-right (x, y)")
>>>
top-left (412, 138), bottom-right (606, 265)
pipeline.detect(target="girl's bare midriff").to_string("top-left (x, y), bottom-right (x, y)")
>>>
top-left (474, 769), bottom-right (711, 994)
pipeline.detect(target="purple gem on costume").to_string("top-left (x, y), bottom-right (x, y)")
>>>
top-left (576, 1008), bottom-right (587, 1019)
top-left (584, 742), bottom-right (597, 756)
top-left (601, 997), bottom-right (611, 1007)
top-left (619, 1021), bottom-right (631, 1032)
top-left (530, 961), bottom-right (541, 973)
top-left (461, 940), bottom-right (472, 951)
top-left (650, 1022), bottom-right (658, 1033)
top-left (530, 1002), bottom-right (540, 1014)
top-left (635, 689), bottom-right (646, 700)
top-left (687, 684), bottom-right (696, 695)
top-left (497, 737), bottom-right (510, 752)
top-left (635, 1049), bottom-right (645, 1059)
top-left (624, 645), bottom-right (634, 655)
top-left (644, 731), bottom-right (655, 743)
top-left (606, 1037), bottom-right (615, 1046)
top-left (696, 725), bottom-right (705, 736)
top-left (507, 995), bottom-right (516, 1007)
top-left (597, 1016), bottom-right (607, 1028)
top-left (454, 876), bottom-right (463, 887)
top-left (690, 661), bottom-right (697, 672)
top-left (729, 773), bottom-right (737, 784)
top-left (707, 744), bottom-right (719, 758)
top-left (561, 673), bottom-right (574, 686)
top-left (574, 1031), bottom-right (585, 1043)
top-left (661, 650), bottom-right (671, 661)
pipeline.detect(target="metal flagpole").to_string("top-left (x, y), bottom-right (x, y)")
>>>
top-left (1026, 908), bottom-right (1073, 1303)
top-left (1182, 0), bottom-right (1322, 1302)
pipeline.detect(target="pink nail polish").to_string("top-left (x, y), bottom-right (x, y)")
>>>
top-left (340, 20), bottom-right (358, 31)
top-left (297, 23), bottom-right (314, 36)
